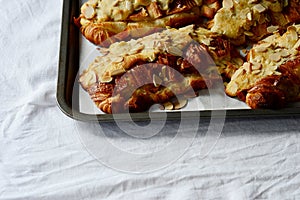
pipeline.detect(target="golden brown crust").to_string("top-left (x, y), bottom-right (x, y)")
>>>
top-left (284, 0), bottom-right (300, 24)
top-left (79, 22), bottom-right (126, 46)
top-left (245, 61), bottom-right (300, 109)
top-left (245, 78), bottom-right (286, 109)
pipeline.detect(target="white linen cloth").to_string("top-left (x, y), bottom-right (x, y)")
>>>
top-left (1, 0), bottom-right (300, 199)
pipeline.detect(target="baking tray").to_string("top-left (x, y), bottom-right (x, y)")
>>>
top-left (57, 0), bottom-right (300, 122)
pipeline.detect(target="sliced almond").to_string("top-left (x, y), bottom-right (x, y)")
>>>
top-left (223, 0), bottom-right (234, 9)
top-left (269, 53), bottom-right (281, 62)
top-left (252, 70), bottom-right (261, 75)
top-left (253, 4), bottom-right (266, 13)
top-left (287, 25), bottom-right (297, 33)
top-left (255, 45), bottom-right (268, 53)
top-left (201, 38), bottom-right (212, 46)
top-left (112, 0), bottom-right (119, 6)
top-left (129, 44), bottom-right (145, 55)
top-left (125, 0), bottom-right (133, 10)
top-left (167, 46), bottom-right (183, 56)
top-left (101, 76), bottom-right (113, 83)
top-left (244, 31), bottom-right (254, 37)
top-left (279, 49), bottom-right (290, 58)
top-left (227, 81), bottom-right (239, 95)
top-left (111, 68), bottom-right (126, 76)
top-left (89, 0), bottom-right (98, 5)
top-left (163, 102), bottom-right (174, 110)
top-left (113, 12), bottom-right (124, 21)
top-left (243, 62), bottom-right (251, 72)
top-left (251, 63), bottom-right (262, 70)
top-left (293, 39), bottom-right (300, 50)
top-left (253, 55), bottom-right (263, 63)
top-left (265, 70), bottom-right (273, 76)
top-left (247, 12), bottom-right (252, 21)
top-left (82, 5), bottom-right (95, 19)
top-left (80, 71), bottom-right (96, 86)
top-left (240, 13), bottom-right (247, 20)
top-left (98, 48), bottom-right (110, 55)
top-left (174, 99), bottom-right (188, 110)
top-left (267, 26), bottom-right (279, 33)
top-left (129, 49), bottom-right (139, 55)
top-left (112, 56), bottom-right (124, 63)
top-left (273, 71), bottom-right (282, 76)
top-left (290, 49), bottom-right (299, 56)
top-left (287, 26), bottom-right (298, 41)
top-left (153, 74), bottom-right (163, 87)
top-left (248, 0), bottom-right (258, 4)
top-left (231, 68), bottom-right (245, 80)
top-left (269, 65), bottom-right (278, 71)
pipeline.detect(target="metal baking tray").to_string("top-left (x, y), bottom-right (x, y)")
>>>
top-left (57, 0), bottom-right (300, 122)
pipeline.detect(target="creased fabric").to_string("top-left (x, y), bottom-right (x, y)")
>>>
top-left (0, 0), bottom-right (300, 199)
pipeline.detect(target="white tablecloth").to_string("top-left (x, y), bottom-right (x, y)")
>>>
top-left (1, 0), bottom-right (300, 199)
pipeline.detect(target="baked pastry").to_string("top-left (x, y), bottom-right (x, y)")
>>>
top-left (226, 24), bottom-right (300, 109)
top-left (75, 0), bottom-right (221, 46)
top-left (270, 0), bottom-right (300, 27)
top-left (210, 0), bottom-right (300, 45)
top-left (79, 25), bottom-right (242, 113)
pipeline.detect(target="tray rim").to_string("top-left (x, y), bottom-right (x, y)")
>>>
top-left (56, 0), bottom-right (300, 122)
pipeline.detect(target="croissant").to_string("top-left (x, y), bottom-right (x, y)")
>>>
top-left (75, 0), bottom-right (221, 46)
top-left (80, 26), bottom-right (242, 113)
top-left (226, 24), bottom-right (300, 109)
